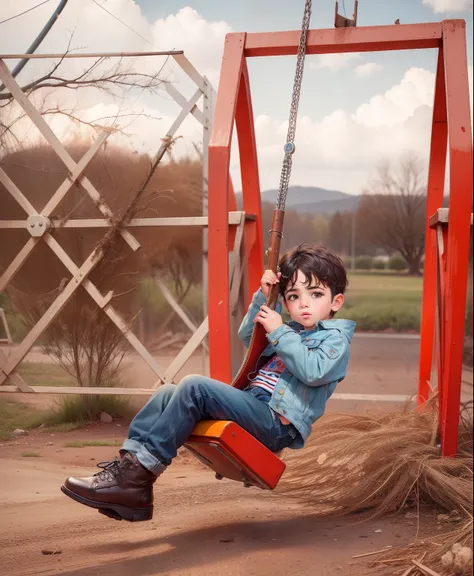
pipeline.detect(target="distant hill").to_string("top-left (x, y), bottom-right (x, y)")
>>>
top-left (292, 195), bottom-right (361, 215)
top-left (260, 186), bottom-right (351, 207)
top-left (236, 185), bottom-right (359, 215)
top-left (236, 185), bottom-right (446, 217)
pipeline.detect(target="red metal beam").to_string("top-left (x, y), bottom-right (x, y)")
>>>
top-left (418, 47), bottom-right (448, 405)
top-left (208, 33), bottom-right (246, 383)
top-left (244, 22), bottom-right (443, 57)
top-left (439, 20), bottom-right (473, 456)
top-left (235, 60), bottom-right (264, 308)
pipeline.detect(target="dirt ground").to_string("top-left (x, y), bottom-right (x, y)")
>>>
top-left (0, 423), bottom-right (440, 576)
top-left (0, 335), bottom-right (472, 576)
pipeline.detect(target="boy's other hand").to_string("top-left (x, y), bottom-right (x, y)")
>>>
top-left (254, 305), bottom-right (283, 333)
top-left (260, 269), bottom-right (281, 298)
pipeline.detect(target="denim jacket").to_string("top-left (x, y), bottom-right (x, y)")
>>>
top-left (238, 289), bottom-right (356, 448)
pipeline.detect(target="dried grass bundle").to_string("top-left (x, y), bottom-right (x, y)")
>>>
top-left (278, 399), bottom-right (473, 519)
top-left (370, 519), bottom-right (473, 575)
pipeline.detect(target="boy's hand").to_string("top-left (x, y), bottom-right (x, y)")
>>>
top-left (254, 305), bottom-right (283, 333)
top-left (260, 269), bottom-right (281, 298)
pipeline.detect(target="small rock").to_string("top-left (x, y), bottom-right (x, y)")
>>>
top-left (13, 429), bottom-right (28, 437)
top-left (317, 453), bottom-right (327, 465)
top-left (404, 512), bottom-right (419, 519)
top-left (374, 529), bottom-right (383, 534)
top-left (442, 551), bottom-right (454, 568)
top-left (46, 442), bottom-right (54, 446)
top-left (116, 424), bottom-right (122, 427)
top-left (452, 546), bottom-right (472, 575)
top-left (100, 412), bottom-right (113, 424)
top-left (41, 548), bottom-right (62, 556)
top-left (437, 513), bottom-right (450, 522)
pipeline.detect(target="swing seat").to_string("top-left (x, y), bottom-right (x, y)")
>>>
top-left (184, 420), bottom-right (286, 490)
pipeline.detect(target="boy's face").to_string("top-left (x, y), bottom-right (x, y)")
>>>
top-left (282, 269), bottom-right (344, 329)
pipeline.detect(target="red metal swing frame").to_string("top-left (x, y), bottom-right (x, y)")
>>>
top-left (205, 21), bottom-right (472, 460)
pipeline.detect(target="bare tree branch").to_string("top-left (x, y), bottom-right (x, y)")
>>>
top-left (357, 153), bottom-right (427, 275)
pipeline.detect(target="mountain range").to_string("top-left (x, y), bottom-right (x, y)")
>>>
top-left (236, 186), bottom-right (360, 215)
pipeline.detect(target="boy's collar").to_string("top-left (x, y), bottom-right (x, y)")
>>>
top-left (288, 319), bottom-right (355, 333)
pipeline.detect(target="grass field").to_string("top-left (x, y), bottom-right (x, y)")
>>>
top-left (343, 272), bottom-right (423, 332)
top-left (0, 400), bottom-right (46, 440)
top-left (153, 272), bottom-right (424, 332)
top-left (17, 362), bottom-right (76, 387)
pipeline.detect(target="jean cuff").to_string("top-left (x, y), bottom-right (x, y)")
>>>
top-left (121, 439), bottom-right (167, 476)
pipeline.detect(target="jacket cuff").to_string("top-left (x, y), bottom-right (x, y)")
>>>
top-left (252, 289), bottom-right (283, 312)
top-left (252, 289), bottom-right (267, 306)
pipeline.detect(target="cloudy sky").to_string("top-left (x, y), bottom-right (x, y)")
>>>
top-left (0, 0), bottom-right (472, 195)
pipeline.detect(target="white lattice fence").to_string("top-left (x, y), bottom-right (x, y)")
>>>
top-left (0, 50), bottom-right (249, 396)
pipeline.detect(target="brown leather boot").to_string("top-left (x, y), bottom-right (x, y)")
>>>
top-left (61, 452), bottom-right (157, 522)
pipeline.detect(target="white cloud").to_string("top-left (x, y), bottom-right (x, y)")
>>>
top-left (355, 68), bottom-right (435, 127)
top-left (0, 4), bottom-right (229, 89)
top-left (0, 4), bottom-right (229, 158)
top-left (354, 62), bottom-right (384, 79)
top-left (151, 7), bottom-right (231, 87)
top-left (311, 53), bottom-right (361, 71)
top-left (242, 68), bottom-right (440, 194)
top-left (1, 5), bottom-right (472, 197)
top-left (422, 0), bottom-right (473, 13)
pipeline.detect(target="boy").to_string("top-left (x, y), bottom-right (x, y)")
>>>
top-left (61, 243), bottom-right (356, 522)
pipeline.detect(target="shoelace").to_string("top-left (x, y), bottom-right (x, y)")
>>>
top-left (94, 458), bottom-right (121, 482)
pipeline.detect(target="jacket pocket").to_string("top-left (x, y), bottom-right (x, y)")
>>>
top-left (319, 344), bottom-right (341, 360)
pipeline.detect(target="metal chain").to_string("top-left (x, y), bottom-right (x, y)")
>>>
top-left (276, 0), bottom-right (312, 211)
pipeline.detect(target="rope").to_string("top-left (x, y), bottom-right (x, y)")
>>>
top-left (276, 0), bottom-right (312, 211)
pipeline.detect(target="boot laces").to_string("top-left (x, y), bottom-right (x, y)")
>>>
top-left (94, 458), bottom-right (121, 483)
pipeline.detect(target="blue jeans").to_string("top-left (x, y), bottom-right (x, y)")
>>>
top-left (121, 375), bottom-right (298, 475)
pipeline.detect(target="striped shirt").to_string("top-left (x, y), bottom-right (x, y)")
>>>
top-left (249, 355), bottom-right (286, 394)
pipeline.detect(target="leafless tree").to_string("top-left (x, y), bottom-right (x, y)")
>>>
top-left (0, 44), bottom-right (169, 153)
top-left (357, 154), bottom-right (426, 275)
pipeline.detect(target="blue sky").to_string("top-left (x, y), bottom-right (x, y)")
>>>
top-left (0, 0), bottom-right (472, 194)
top-left (137, 0), bottom-right (473, 120)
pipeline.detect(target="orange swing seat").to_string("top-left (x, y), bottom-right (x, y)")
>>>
top-left (184, 420), bottom-right (286, 490)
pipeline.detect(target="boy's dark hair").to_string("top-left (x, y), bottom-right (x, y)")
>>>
top-left (278, 243), bottom-right (348, 298)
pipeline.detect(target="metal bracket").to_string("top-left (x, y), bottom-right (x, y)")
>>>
top-left (335, 1), bottom-right (358, 28)
top-left (26, 214), bottom-right (51, 237)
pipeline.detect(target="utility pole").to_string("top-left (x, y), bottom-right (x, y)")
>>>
top-left (0, 0), bottom-right (69, 92)
top-left (351, 209), bottom-right (356, 272)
